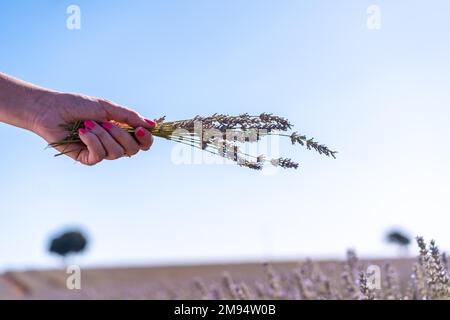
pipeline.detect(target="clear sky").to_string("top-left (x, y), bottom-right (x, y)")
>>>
top-left (1, 0), bottom-right (450, 270)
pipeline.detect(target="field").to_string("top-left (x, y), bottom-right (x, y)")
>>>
top-left (0, 257), bottom-right (419, 300)
top-left (1, 238), bottom-right (447, 300)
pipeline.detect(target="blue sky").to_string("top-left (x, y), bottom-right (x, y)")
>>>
top-left (1, 0), bottom-right (450, 270)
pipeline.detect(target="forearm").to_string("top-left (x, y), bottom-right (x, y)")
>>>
top-left (0, 72), bottom-right (53, 131)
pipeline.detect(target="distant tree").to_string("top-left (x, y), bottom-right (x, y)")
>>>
top-left (385, 229), bottom-right (411, 255)
top-left (48, 230), bottom-right (88, 263)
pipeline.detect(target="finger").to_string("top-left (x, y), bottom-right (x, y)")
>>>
top-left (134, 127), bottom-right (154, 151)
top-left (84, 120), bottom-right (125, 160)
top-left (100, 121), bottom-right (141, 156)
top-left (77, 128), bottom-right (107, 166)
top-left (98, 99), bottom-right (157, 130)
top-left (52, 142), bottom-right (86, 162)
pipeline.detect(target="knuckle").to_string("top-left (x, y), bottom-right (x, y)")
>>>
top-left (127, 146), bottom-right (139, 156)
top-left (91, 157), bottom-right (102, 165)
top-left (109, 147), bottom-right (125, 160)
top-left (106, 155), bottom-right (120, 160)
top-left (84, 160), bottom-right (97, 167)
top-left (96, 149), bottom-right (107, 161)
top-left (91, 158), bottom-right (102, 166)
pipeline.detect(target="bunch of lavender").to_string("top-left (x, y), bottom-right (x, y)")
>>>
top-left (49, 113), bottom-right (337, 170)
top-left (416, 237), bottom-right (450, 299)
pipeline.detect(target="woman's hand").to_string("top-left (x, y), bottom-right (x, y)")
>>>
top-left (31, 92), bottom-right (156, 166)
top-left (0, 72), bottom-right (155, 166)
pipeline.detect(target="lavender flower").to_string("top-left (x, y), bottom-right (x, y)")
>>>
top-left (50, 113), bottom-right (336, 171)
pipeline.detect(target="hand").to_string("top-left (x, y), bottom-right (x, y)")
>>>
top-left (30, 91), bottom-right (156, 166)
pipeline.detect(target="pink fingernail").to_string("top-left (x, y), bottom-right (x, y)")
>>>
top-left (144, 119), bottom-right (156, 128)
top-left (101, 122), bottom-right (113, 131)
top-left (84, 120), bottom-right (96, 130)
top-left (79, 128), bottom-right (87, 135)
top-left (136, 127), bottom-right (146, 138)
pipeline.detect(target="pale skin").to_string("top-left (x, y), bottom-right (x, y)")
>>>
top-left (0, 72), bottom-right (155, 165)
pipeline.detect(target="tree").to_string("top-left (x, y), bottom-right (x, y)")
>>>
top-left (48, 230), bottom-right (88, 263)
top-left (385, 229), bottom-right (411, 255)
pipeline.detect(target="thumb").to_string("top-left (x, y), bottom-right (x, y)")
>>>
top-left (98, 99), bottom-right (155, 129)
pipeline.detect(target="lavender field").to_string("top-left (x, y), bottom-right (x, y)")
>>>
top-left (1, 238), bottom-right (447, 300)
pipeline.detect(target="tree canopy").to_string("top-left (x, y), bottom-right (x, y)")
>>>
top-left (49, 230), bottom-right (88, 257)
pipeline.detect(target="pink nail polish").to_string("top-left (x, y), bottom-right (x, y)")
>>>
top-left (101, 122), bottom-right (113, 131)
top-left (79, 128), bottom-right (87, 135)
top-left (145, 119), bottom-right (156, 128)
top-left (136, 128), bottom-right (146, 138)
top-left (84, 120), bottom-right (96, 130)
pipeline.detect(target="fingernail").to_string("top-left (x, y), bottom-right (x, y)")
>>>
top-left (101, 122), bottom-right (113, 131)
top-left (79, 128), bottom-right (87, 135)
top-left (84, 120), bottom-right (96, 130)
top-left (144, 119), bottom-right (156, 128)
top-left (136, 127), bottom-right (146, 138)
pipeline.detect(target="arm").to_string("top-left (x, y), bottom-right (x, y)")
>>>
top-left (0, 72), bottom-right (156, 165)
top-left (0, 72), bottom-right (49, 131)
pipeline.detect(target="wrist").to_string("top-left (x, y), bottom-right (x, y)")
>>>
top-left (0, 73), bottom-right (56, 132)
top-left (24, 89), bottom-right (58, 133)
